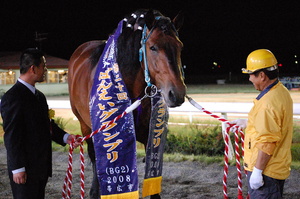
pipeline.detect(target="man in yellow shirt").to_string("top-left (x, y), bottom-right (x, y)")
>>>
top-left (232, 49), bottom-right (293, 198)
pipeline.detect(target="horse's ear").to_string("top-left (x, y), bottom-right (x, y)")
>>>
top-left (145, 10), bottom-right (155, 30)
top-left (173, 11), bottom-right (184, 31)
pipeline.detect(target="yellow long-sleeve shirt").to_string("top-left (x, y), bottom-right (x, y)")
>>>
top-left (244, 81), bottom-right (293, 180)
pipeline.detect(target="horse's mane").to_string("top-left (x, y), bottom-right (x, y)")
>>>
top-left (117, 9), bottom-right (178, 77)
top-left (90, 42), bottom-right (106, 67)
top-left (89, 9), bottom-right (179, 77)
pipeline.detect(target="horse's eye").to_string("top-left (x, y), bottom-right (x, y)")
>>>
top-left (150, 46), bottom-right (157, 51)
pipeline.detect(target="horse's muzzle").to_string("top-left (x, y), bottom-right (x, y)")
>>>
top-left (167, 89), bottom-right (185, 107)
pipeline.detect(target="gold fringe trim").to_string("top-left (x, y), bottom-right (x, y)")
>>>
top-left (101, 190), bottom-right (139, 199)
top-left (142, 176), bottom-right (162, 197)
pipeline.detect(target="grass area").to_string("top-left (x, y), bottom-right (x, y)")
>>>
top-left (291, 161), bottom-right (300, 171)
top-left (62, 118), bottom-right (82, 135)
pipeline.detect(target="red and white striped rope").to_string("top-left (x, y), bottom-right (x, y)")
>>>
top-left (61, 99), bottom-right (142, 199)
top-left (186, 96), bottom-right (246, 199)
top-left (62, 144), bottom-right (74, 198)
top-left (223, 125), bottom-right (231, 198)
top-left (233, 128), bottom-right (244, 199)
top-left (62, 135), bottom-right (85, 199)
top-left (79, 144), bottom-right (85, 199)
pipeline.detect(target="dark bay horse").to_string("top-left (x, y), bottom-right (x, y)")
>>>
top-left (68, 9), bottom-right (186, 199)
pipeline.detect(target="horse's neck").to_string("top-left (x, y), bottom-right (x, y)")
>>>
top-left (123, 68), bottom-right (146, 99)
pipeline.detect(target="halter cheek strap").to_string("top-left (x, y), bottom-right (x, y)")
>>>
top-left (139, 25), bottom-right (151, 87)
top-left (139, 16), bottom-right (161, 87)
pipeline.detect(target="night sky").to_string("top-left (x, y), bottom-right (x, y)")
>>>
top-left (1, 0), bottom-right (300, 83)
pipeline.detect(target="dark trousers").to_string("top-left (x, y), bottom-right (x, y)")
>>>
top-left (9, 171), bottom-right (48, 199)
top-left (247, 171), bottom-right (285, 199)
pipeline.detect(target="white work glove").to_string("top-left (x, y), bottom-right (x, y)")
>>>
top-left (230, 119), bottom-right (248, 132)
top-left (249, 167), bottom-right (264, 190)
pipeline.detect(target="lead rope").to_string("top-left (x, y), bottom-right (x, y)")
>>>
top-left (186, 96), bottom-right (246, 199)
top-left (61, 98), bottom-right (145, 199)
top-left (234, 126), bottom-right (245, 199)
top-left (62, 135), bottom-right (85, 199)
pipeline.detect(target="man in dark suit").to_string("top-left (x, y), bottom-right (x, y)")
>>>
top-left (0, 48), bottom-right (80, 199)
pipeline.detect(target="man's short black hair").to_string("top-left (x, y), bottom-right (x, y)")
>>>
top-left (20, 48), bottom-right (44, 74)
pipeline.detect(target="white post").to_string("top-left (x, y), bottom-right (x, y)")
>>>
top-left (189, 112), bottom-right (193, 123)
top-left (221, 117), bottom-right (234, 160)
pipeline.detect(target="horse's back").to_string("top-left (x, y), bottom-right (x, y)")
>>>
top-left (68, 40), bottom-right (104, 77)
top-left (68, 40), bottom-right (105, 134)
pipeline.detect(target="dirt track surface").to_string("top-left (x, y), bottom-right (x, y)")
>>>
top-left (1, 144), bottom-right (300, 199)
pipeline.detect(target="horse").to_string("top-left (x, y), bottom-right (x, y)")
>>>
top-left (68, 9), bottom-right (186, 199)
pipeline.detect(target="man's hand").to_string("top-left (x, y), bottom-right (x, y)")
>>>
top-left (250, 167), bottom-right (264, 189)
top-left (230, 119), bottom-right (248, 132)
top-left (13, 171), bottom-right (27, 184)
top-left (67, 134), bottom-right (81, 148)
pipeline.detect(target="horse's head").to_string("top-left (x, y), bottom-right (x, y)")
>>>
top-left (117, 9), bottom-right (186, 107)
top-left (143, 10), bottom-right (186, 107)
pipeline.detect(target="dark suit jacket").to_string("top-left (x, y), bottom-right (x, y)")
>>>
top-left (1, 81), bottom-right (67, 180)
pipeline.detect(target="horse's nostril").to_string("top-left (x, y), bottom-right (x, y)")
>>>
top-left (167, 89), bottom-right (185, 107)
top-left (168, 90), bottom-right (177, 105)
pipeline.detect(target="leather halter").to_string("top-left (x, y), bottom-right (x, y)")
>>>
top-left (139, 16), bottom-right (161, 87)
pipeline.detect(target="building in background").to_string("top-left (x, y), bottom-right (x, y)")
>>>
top-left (0, 52), bottom-right (69, 96)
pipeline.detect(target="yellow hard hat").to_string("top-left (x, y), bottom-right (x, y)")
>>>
top-left (242, 49), bottom-right (278, 74)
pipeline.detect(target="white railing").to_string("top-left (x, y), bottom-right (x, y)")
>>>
top-left (3, 99), bottom-right (298, 122)
top-left (1, 100), bottom-right (298, 122)
top-left (169, 102), bottom-right (300, 122)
